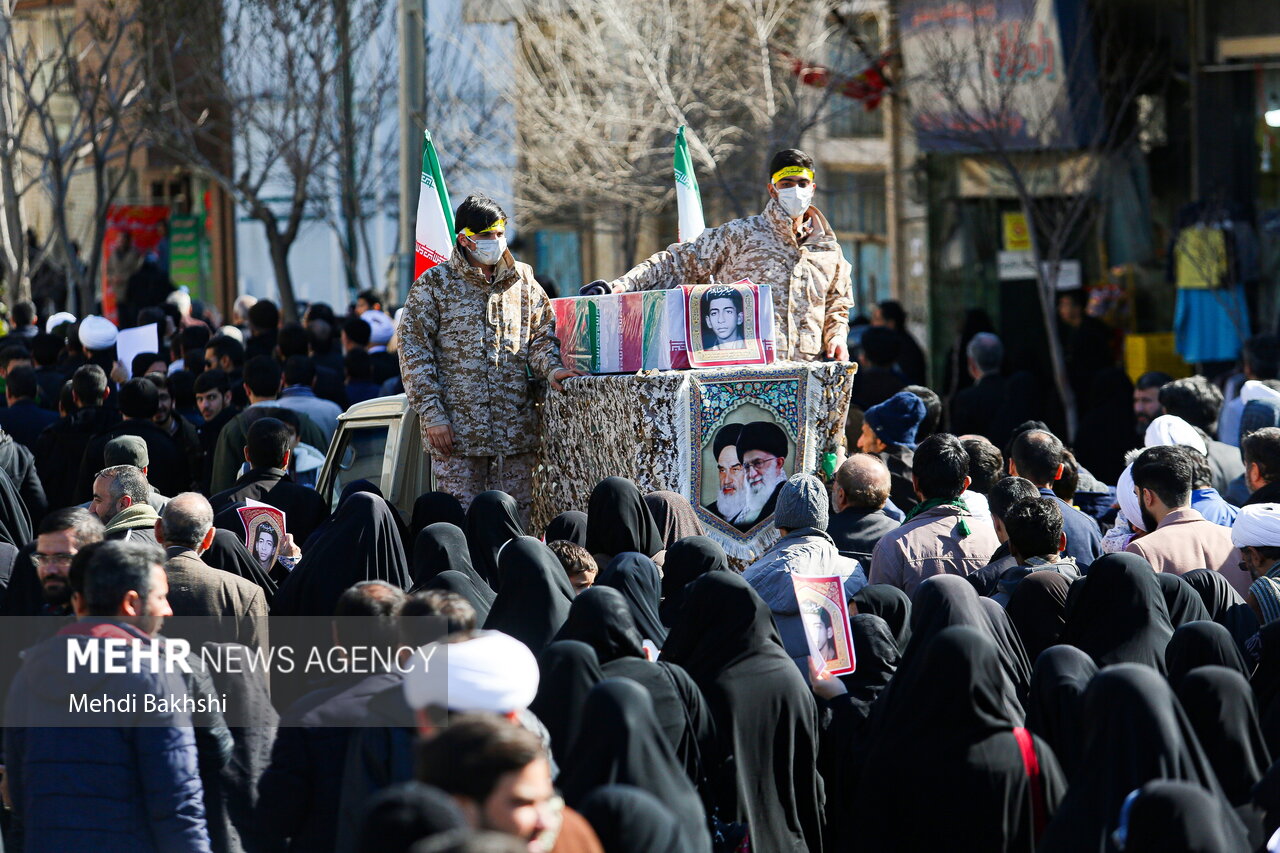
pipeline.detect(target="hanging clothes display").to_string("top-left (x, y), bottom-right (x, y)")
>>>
top-left (1169, 203), bottom-right (1256, 364)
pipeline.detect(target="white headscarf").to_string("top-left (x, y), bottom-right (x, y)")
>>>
top-left (1117, 463), bottom-right (1146, 533)
top-left (1241, 380), bottom-right (1280, 406)
top-left (1144, 414), bottom-right (1208, 456)
top-left (402, 630), bottom-right (539, 714)
top-left (77, 315), bottom-right (118, 350)
top-left (1232, 503), bottom-right (1280, 549)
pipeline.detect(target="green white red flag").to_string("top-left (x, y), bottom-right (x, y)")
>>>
top-left (674, 125), bottom-right (705, 243)
top-left (414, 129), bottom-right (455, 278)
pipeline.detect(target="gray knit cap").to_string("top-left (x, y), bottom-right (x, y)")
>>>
top-left (774, 473), bottom-right (829, 531)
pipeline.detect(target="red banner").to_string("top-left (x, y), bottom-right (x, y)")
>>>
top-left (101, 204), bottom-right (169, 324)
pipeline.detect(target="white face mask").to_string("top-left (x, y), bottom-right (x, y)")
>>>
top-left (470, 237), bottom-right (506, 266)
top-left (775, 185), bottom-right (814, 218)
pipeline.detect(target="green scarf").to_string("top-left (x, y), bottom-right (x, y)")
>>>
top-left (904, 497), bottom-right (972, 537)
top-left (103, 503), bottom-right (160, 536)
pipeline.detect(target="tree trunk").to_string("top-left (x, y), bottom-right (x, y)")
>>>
top-left (0, 0), bottom-right (21, 304)
top-left (1033, 271), bottom-right (1078, 441)
top-left (263, 225), bottom-right (299, 322)
top-left (77, 270), bottom-right (94, 317)
top-left (336, 0), bottom-right (360, 297)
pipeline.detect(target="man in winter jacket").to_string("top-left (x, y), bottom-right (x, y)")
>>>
top-left (93, 465), bottom-right (161, 544)
top-left (744, 473), bottom-right (867, 674)
top-left (1009, 428), bottom-right (1103, 571)
top-left (828, 453), bottom-right (900, 562)
top-left (594, 149), bottom-right (853, 362)
top-left (35, 363), bottom-right (120, 511)
top-left (77, 377), bottom-right (189, 503)
top-left (869, 433), bottom-right (1000, 596)
top-left (5, 539), bottom-right (212, 852)
top-left (0, 365), bottom-right (58, 450)
top-left (857, 391), bottom-right (928, 513)
top-left (398, 194), bottom-right (580, 522)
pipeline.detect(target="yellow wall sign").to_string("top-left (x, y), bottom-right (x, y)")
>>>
top-left (1003, 212), bottom-right (1032, 252)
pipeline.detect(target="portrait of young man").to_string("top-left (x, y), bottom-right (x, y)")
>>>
top-left (700, 285), bottom-right (747, 352)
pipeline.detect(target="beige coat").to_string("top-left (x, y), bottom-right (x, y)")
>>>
top-left (398, 248), bottom-right (562, 457)
top-left (1125, 506), bottom-right (1248, 597)
top-left (868, 504), bottom-right (1000, 597)
top-left (163, 547), bottom-right (270, 651)
top-left (611, 199), bottom-right (853, 361)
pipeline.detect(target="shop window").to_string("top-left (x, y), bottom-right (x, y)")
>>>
top-left (826, 15), bottom-right (885, 139)
top-left (822, 171), bottom-right (887, 236)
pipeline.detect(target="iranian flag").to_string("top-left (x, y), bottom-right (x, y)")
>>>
top-left (674, 125), bottom-right (705, 243)
top-left (414, 129), bottom-right (455, 278)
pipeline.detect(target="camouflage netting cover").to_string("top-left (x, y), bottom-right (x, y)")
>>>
top-left (533, 362), bottom-right (856, 565)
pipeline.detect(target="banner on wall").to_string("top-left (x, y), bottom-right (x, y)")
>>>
top-left (898, 0), bottom-right (1096, 152)
top-left (101, 205), bottom-right (170, 324)
top-left (169, 214), bottom-right (212, 303)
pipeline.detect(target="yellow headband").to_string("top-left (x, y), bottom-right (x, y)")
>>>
top-left (461, 218), bottom-right (506, 237)
top-left (771, 166), bottom-right (814, 184)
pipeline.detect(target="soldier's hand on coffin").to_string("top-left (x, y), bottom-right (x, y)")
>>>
top-left (426, 424), bottom-right (455, 457)
top-left (825, 339), bottom-right (849, 362)
top-left (578, 280), bottom-right (611, 296)
top-left (550, 367), bottom-right (584, 392)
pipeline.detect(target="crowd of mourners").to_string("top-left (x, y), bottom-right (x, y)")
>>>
top-left (4, 279), bottom-right (1280, 853)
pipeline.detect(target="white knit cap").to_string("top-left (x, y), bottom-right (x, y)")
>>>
top-left (78, 315), bottom-right (118, 350)
top-left (402, 631), bottom-right (539, 713)
top-left (1117, 463), bottom-right (1146, 533)
top-left (45, 312), bottom-right (75, 334)
top-left (363, 309), bottom-right (394, 345)
top-left (218, 325), bottom-right (244, 344)
top-left (1144, 414), bottom-right (1207, 456)
top-left (1232, 503), bottom-right (1280, 549)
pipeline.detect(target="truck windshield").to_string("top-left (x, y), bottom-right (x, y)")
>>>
top-left (330, 424), bottom-right (390, 509)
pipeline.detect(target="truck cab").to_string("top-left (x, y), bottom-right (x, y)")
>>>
top-left (316, 395), bottom-right (431, 520)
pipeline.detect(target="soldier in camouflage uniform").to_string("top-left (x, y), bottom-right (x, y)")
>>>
top-left (398, 195), bottom-right (581, 523)
top-left (593, 149), bottom-right (854, 362)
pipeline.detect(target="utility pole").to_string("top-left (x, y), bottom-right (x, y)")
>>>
top-left (337, 0), bottom-right (360, 298)
top-left (397, 0), bottom-right (425, 300)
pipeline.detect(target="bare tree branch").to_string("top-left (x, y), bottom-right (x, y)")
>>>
top-left (0, 1), bottom-right (151, 311)
top-left (897, 0), bottom-right (1163, 439)
top-left (511, 0), bottom-right (846, 265)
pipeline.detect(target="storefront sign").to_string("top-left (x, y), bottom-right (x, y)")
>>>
top-left (1003, 212), bottom-right (1032, 251)
top-left (998, 251), bottom-right (1081, 288)
top-left (998, 249), bottom-right (1036, 280)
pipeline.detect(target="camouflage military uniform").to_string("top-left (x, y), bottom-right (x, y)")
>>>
top-left (398, 247), bottom-right (562, 521)
top-left (611, 198), bottom-right (853, 361)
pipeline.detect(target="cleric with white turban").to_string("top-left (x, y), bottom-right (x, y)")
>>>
top-left (403, 630), bottom-right (539, 717)
top-left (77, 314), bottom-right (118, 353)
top-left (45, 311), bottom-right (75, 334)
top-left (1145, 414), bottom-right (1208, 456)
top-left (1233, 503), bottom-right (1280, 625)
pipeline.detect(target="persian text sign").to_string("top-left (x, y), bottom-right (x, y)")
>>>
top-left (899, 0), bottom-right (1080, 152)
